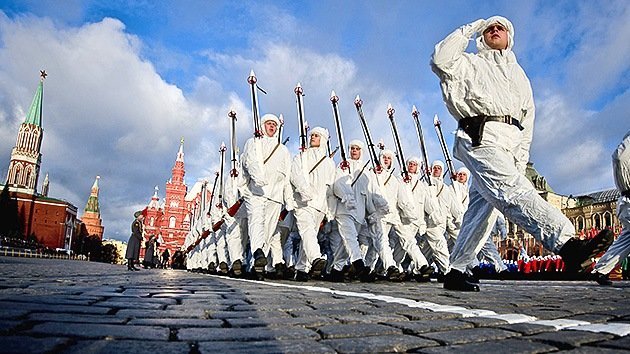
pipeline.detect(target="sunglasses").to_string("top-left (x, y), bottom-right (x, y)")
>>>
top-left (484, 24), bottom-right (506, 33)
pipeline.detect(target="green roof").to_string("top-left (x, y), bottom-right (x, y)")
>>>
top-left (525, 162), bottom-right (554, 193)
top-left (84, 195), bottom-right (100, 213)
top-left (24, 80), bottom-right (43, 126)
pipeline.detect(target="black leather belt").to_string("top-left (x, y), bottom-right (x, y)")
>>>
top-left (458, 115), bottom-right (524, 147)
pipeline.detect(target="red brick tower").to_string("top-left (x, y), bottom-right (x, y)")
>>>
top-left (81, 176), bottom-right (104, 238)
top-left (160, 139), bottom-right (189, 252)
top-left (144, 185), bottom-right (163, 239)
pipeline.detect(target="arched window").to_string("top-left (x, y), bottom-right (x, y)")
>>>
top-left (577, 216), bottom-right (585, 231)
top-left (593, 214), bottom-right (602, 229)
top-left (603, 212), bottom-right (612, 228)
top-left (150, 217), bottom-right (155, 227)
top-left (169, 216), bottom-right (176, 228)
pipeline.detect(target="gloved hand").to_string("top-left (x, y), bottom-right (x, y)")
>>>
top-left (343, 197), bottom-right (357, 210)
top-left (463, 18), bottom-right (486, 37)
top-left (300, 188), bottom-right (313, 203)
top-left (253, 177), bottom-right (267, 188)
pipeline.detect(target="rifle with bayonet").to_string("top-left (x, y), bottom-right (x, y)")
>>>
top-left (248, 70), bottom-right (264, 138)
top-left (330, 91), bottom-right (350, 172)
top-left (387, 104), bottom-right (411, 183)
top-left (295, 83), bottom-right (308, 151)
top-left (278, 114), bottom-right (284, 145)
top-left (411, 105), bottom-right (432, 186)
top-left (433, 114), bottom-right (456, 180)
top-left (354, 95), bottom-right (382, 174)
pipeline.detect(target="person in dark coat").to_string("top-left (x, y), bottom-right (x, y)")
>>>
top-left (125, 210), bottom-right (145, 271)
top-left (143, 235), bottom-right (159, 268)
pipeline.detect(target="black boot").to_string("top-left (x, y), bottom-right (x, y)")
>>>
top-left (386, 266), bottom-right (402, 282)
top-left (592, 272), bottom-right (613, 286)
top-left (253, 248), bottom-right (268, 274)
top-left (465, 271), bottom-right (480, 284)
top-left (414, 265), bottom-right (434, 283)
top-left (558, 230), bottom-right (614, 272)
top-left (218, 262), bottom-right (229, 275)
top-left (443, 269), bottom-right (480, 292)
top-left (310, 258), bottom-right (327, 279)
top-left (330, 268), bottom-right (346, 282)
top-left (207, 262), bottom-right (217, 275)
top-left (230, 259), bottom-right (242, 277)
top-left (295, 270), bottom-right (309, 282)
top-left (351, 259), bottom-right (374, 282)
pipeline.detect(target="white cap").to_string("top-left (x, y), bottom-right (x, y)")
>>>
top-left (379, 149), bottom-right (394, 158)
top-left (432, 160), bottom-right (444, 169)
top-left (407, 156), bottom-right (421, 165)
top-left (349, 139), bottom-right (364, 150)
top-left (310, 127), bottom-right (329, 142)
top-left (457, 167), bottom-right (470, 176)
top-left (261, 113), bottom-right (280, 126)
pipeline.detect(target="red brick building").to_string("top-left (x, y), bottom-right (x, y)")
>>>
top-left (3, 72), bottom-right (78, 250)
top-left (141, 140), bottom-right (209, 256)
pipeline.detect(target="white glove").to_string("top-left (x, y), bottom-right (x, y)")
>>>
top-left (463, 18), bottom-right (486, 37)
top-left (344, 198), bottom-right (357, 210)
top-left (253, 177), bottom-right (267, 188)
top-left (300, 188), bottom-right (313, 202)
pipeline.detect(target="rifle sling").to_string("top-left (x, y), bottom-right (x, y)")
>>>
top-left (383, 168), bottom-right (396, 186)
top-left (263, 142), bottom-right (281, 165)
top-left (308, 152), bottom-right (328, 174)
top-left (351, 160), bottom-right (370, 187)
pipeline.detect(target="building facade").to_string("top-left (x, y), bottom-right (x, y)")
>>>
top-left (140, 140), bottom-right (210, 256)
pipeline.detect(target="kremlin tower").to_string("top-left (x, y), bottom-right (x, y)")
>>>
top-left (2, 71), bottom-right (78, 250)
top-left (6, 71), bottom-right (46, 195)
top-left (80, 176), bottom-right (104, 239)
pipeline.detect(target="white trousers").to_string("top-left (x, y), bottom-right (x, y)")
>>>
top-left (362, 220), bottom-right (396, 273)
top-left (476, 235), bottom-right (507, 272)
top-left (335, 214), bottom-right (363, 264)
top-left (215, 229), bottom-right (229, 265)
top-left (421, 225), bottom-right (451, 273)
top-left (594, 197), bottom-right (630, 274)
top-left (328, 222), bottom-right (349, 271)
top-left (224, 216), bottom-right (246, 265)
top-left (243, 195), bottom-right (283, 254)
top-left (450, 128), bottom-right (574, 272)
top-left (389, 223), bottom-right (429, 274)
top-left (294, 206), bottom-right (325, 272)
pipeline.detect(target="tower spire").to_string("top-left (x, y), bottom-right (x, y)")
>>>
top-left (81, 175), bottom-right (104, 238)
top-left (24, 70), bottom-right (46, 126)
top-left (6, 71), bottom-right (46, 193)
top-left (176, 137), bottom-right (184, 162)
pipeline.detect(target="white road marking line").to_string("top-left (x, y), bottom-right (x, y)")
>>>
top-left (207, 274), bottom-right (630, 336)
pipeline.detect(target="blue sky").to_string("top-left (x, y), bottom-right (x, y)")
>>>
top-left (0, 1), bottom-right (628, 241)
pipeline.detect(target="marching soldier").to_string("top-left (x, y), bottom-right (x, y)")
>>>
top-left (240, 114), bottom-right (292, 279)
top-left (330, 140), bottom-right (388, 282)
top-left (431, 16), bottom-right (613, 291)
top-left (290, 127), bottom-right (335, 281)
top-left (592, 131), bottom-right (630, 285)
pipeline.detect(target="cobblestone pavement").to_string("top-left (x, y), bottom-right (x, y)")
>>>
top-left (1, 257), bottom-right (629, 353)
